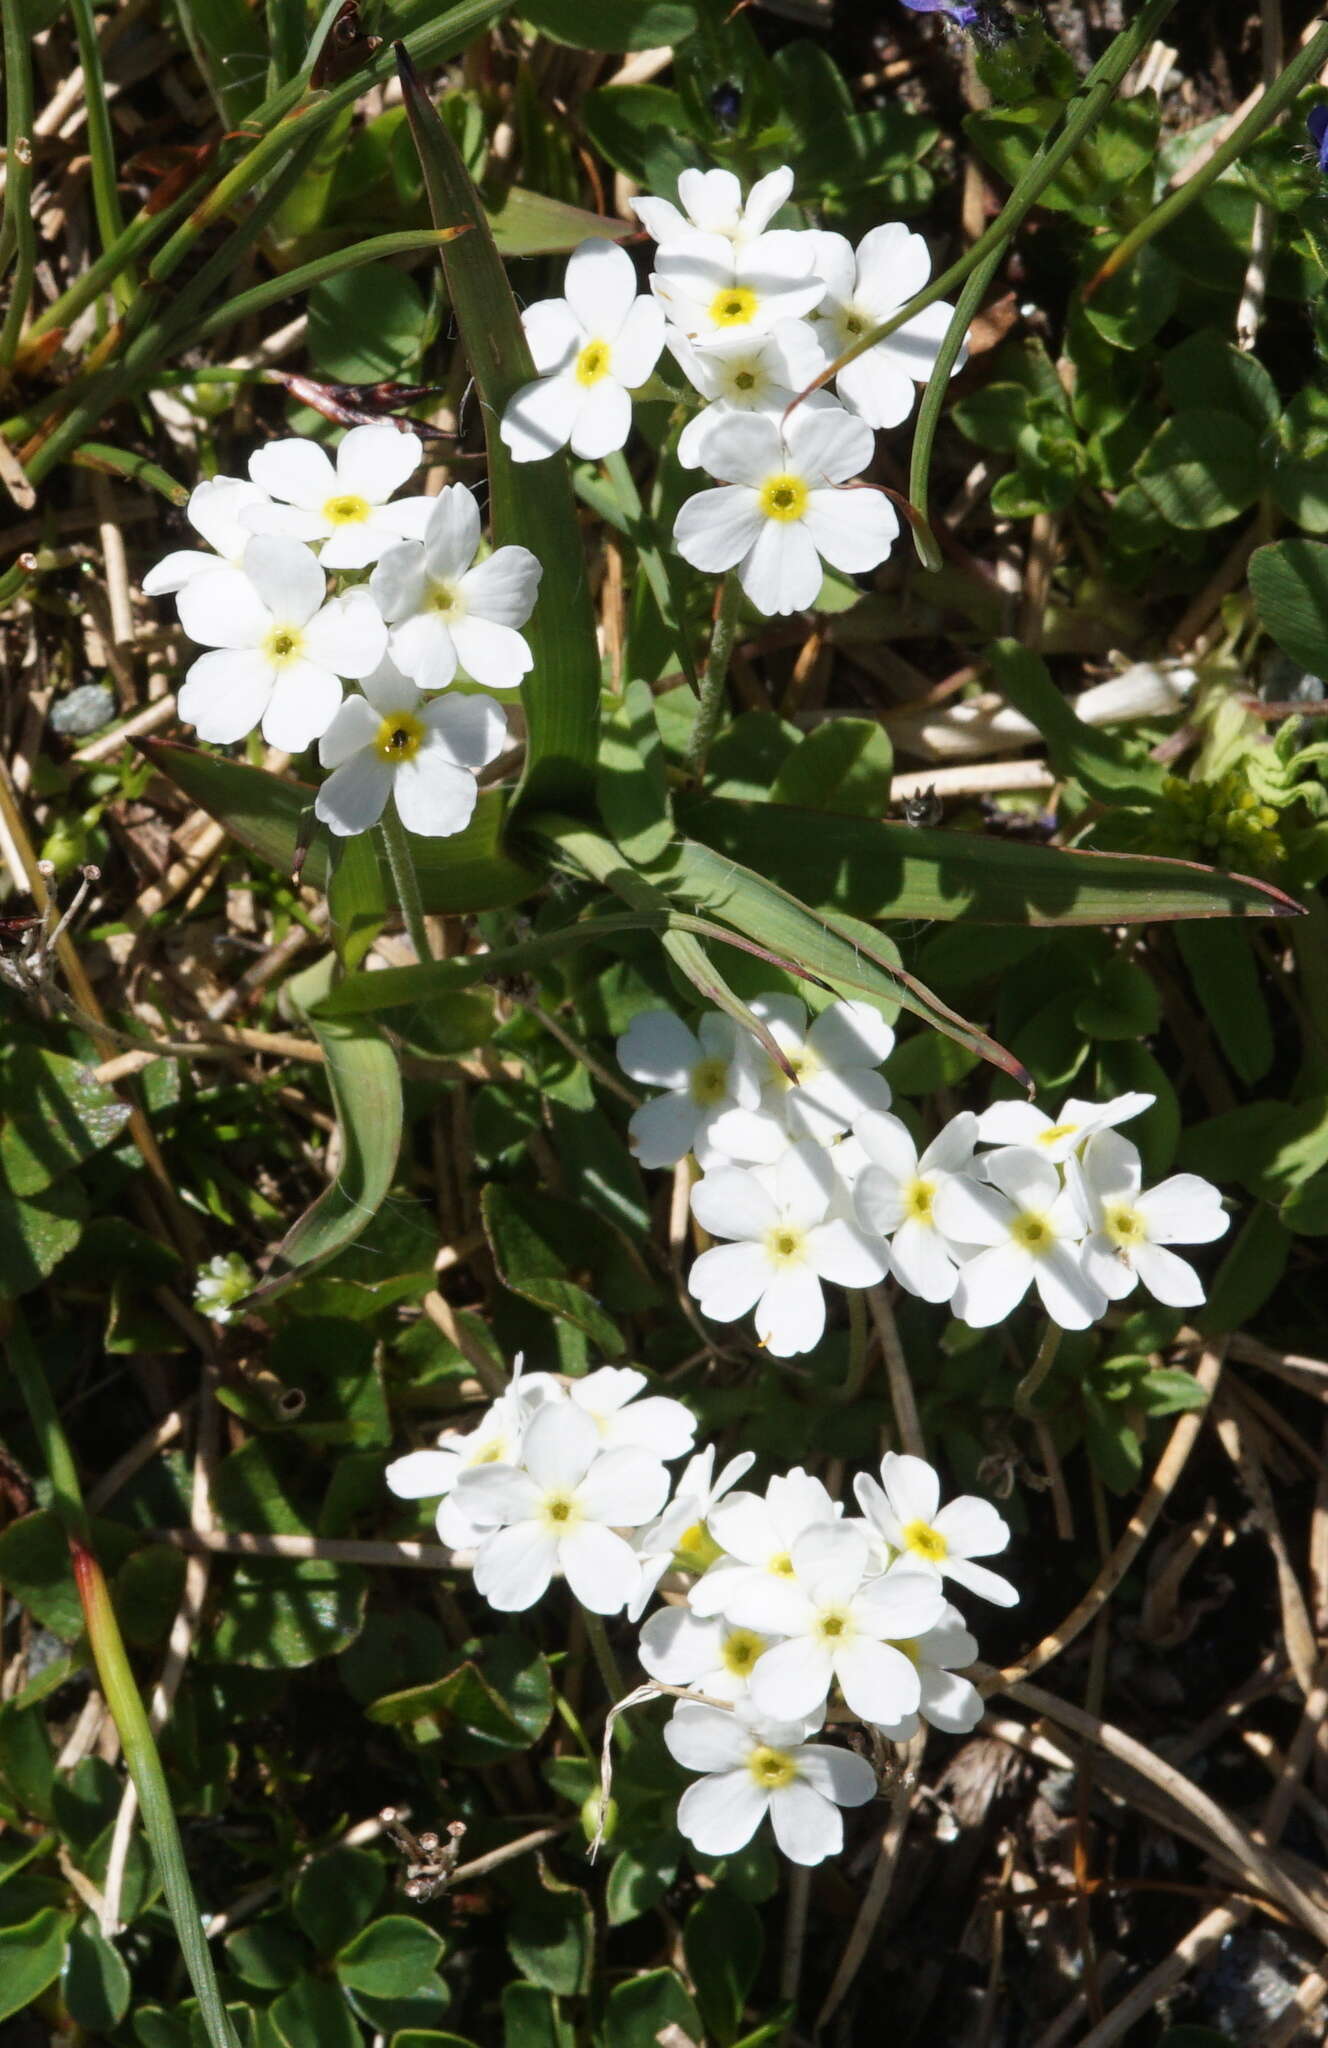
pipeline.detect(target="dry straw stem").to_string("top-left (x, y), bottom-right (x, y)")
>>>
top-left (1212, 1387), bottom-right (1320, 1697)
top-left (814, 1729), bottom-right (927, 2032)
top-left (866, 1285), bottom-right (926, 1459)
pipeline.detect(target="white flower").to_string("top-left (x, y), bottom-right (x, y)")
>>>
top-left (725, 1523), bottom-right (946, 1727)
top-left (567, 1366), bottom-right (697, 1461)
top-left (370, 486), bottom-right (542, 694)
top-left (456, 1403), bottom-right (669, 1615)
top-left (245, 425), bottom-right (431, 569)
top-left (665, 1699), bottom-right (876, 1866)
top-left (650, 231), bottom-right (825, 343)
top-left (974, 1091), bottom-right (1154, 1166)
top-left (634, 165), bottom-right (796, 250)
top-left (689, 1142), bottom-right (888, 1357)
top-left (868, 1602), bottom-right (983, 1742)
top-left (142, 476), bottom-right (272, 596)
top-left (1067, 1131), bottom-right (1229, 1308)
top-left (853, 1110), bottom-right (979, 1304)
top-left (672, 407), bottom-right (898, 616)
top-left (192, 1251), bottom-right (252, 1323)
top-left (743, 995), bottom-right (896, 1149)
top-left (385, 1358), bottom-right (562, 1549)
top-left (667, 322), bottom-right (828, 471)
top-left (315, 658), bottom-right (508, 840)
top-left (616, 1009), bottom-right (763, 1168)
top-left (176, 535), bottom-right (385, 750)
top-left (937, 1148), bottom-right (1107, 1332)
top-left (638, 1606), bottom-right (772, 1701)
top-left (500, 238), bottom-right (666, 463)
top-left (627, 1445), bottom-right (756, 1622)
top-left (689, 1468), bottom-right (842, 1619)
top-left (802, 225), bottom-right (964, 431)
top-left (854, 1452), bottom-right (1017, 1607)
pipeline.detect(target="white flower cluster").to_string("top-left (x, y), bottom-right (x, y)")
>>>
top-left (387, 1364), bottom-right (1013, 1868)
top-left (617, 999), bottom-right (1230, 1356)
top-left (142, 427), bottom-right (536, 840)
top-left (500, 166), bottom-right (961, 614)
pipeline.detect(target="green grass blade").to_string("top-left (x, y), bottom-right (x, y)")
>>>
top-left (68, 0), bottom-right (131, 307)
top-left (0, 0), bottom-right (37, 368)
top-left (397, 46), bottom-right (601, 812)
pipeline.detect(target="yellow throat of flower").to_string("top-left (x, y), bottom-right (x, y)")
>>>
top-left (576, 339), bottom-right (611, 386)
top-left (262, 624), bottom-right (305, 668)
top-left (322, 492), bottom-right (371, 527)
top-left (709, 284), bottom-right (758, 328)
top-left (758, 473), bottom-right (809, 524)
top-left (747, 1743), bottom-right (797, 1790)
top-left (902, 1518), bottom-right (948, 1564)
top-left (373, 711), bottom-right (425, 764)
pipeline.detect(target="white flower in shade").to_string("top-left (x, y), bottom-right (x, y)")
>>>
top-left (853, 1110), bottom-right (979, 1304)
top-left (854, 1452), bottom-right (1017, 1607)
top-left (974, 1091), bottom-right (1155, 1166)
top-left (567, 1366), bottom-right (697, 1461)
top-left (937, 1147), bottom-right (1107, 1332)
top-left (868, 1602), bottom-right (983, 1742)
top-left (142, 476), bottom-right (272, 596)
top-left (665, 1700), bottom-right (876, 1866)
top-left (651, 231), bottom-right (825, 343)
top-left (456, 1403), bottom-right (669, 1615)
top-left (1067, 1130), bottom-right (1228, 1308)
top-left (667, 323), bottom-right (827, 471)
top-left (634, 165), bottom-right (796, 250)
top-left (176, 535), bottom-right (385, 750)
top-left (314, 658), bottom-right (508, 840)
top-left (616, 1009), bottom-right (763, 1168)
top-left (725, 1523), bottom-right (946, 1727)
top-left (802, 225), bottom-right (964, 431)
top-left (500, 238), bottom-right (666, 463)
top-left (192, 1251), bottom-right (253, 1323)
top-left (385, 1358), bottom-right (563, 1549)
top-left (245, 425), bottom-right (430, 569)
top-left (744, 995), bottom-right (896, 1148)
top-left (370, 486), bottom-right (542, 694)
top-left (638, 1606), bottom-right (773, 1701)
top-left (673, 407), bottom-right (898, 616)
top-left (689, 1142), bottom-right (888, 1357)
top-left (627, 1445), bottom-right (756, 1622)
top-left (689, 1468), bottom-right (842, 1619)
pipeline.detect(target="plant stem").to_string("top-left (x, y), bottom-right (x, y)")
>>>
top-left (0, 0), bottom-right (36, 367)
top-left (378, 806), bottom-right (433, 963)
top-left (833, 1287), bottom-right (873, 1405)
top-left (1015, 1322), bottom-right (1064, 1417)
top-left (581, 1609), bottom-right (626, 1707)
top-left (1, 1301), bottom-right (241, 2048)
top-left (687, 575), bottom-right (744, 782)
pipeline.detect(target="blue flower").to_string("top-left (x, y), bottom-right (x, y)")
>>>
top-left (1309, 105), bottom-right (1328, 174)
top-left (898, 0), bottom-right (982, 24)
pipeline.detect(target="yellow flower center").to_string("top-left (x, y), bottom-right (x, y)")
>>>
top-left (758, 472), bottom-right (809, 524)
top-left (262, 625), bottom-right (304, 667)
top-left (814, 1607), bottom-right (850, 1643)
top-left (1012, 1212), bottom-right (1053, 1253)
top-left (1036, 1121), bottom-right (1079, 1147)
top-left (372, 711), bottom-right (425, 764)
top-left (576, 339), bottom-right (611, 386)
top-left (748, 1743), bottom-right (797, 1790)
top-left (323, 492), bottom-right (372, 527)
top-left (690, 1056), bottom-right (730, 1106)
top-left (1104, 1202), bottom-right (1146, 1248)
top-left (904, 1178), bottom-right (936, 1224)
top-left (765, 1226), bottom-right (806, 1268)
top-left (722, 1628), bottom-right (765, 1675)
top-left (710, 285), bottom-right (758, 327)
top-left (675, 1521), bottom-right (724, 1573)
top-left (902, 1519), bottom-right (948, 1564)
top-left (472, 1442), bottom-right (505, 1465)
top-left (542, 1492), bottom-right (578, 1529)
top-left (733, 368), bottom-right (757, 392)
top-left (426, 580), bottom-right (466, 617)
top-left (769, 1552), bottom-right (795, 1578)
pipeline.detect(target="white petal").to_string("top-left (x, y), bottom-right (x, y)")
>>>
top-left (596, 1395), bottom-right (696, 1461)
top-left (421, 691), bottom-right (508, 769)
top-left (773, 1141), bottom-right (836, 1229)
top-left (628, 1093), bottom-right (701, 1168)
top-left (391, 749), bottom-right (478, 839)
top-left (693, 409), bottom-right (784, 488)
top-left (390, 615), bottom-right (458, 693)
top-left (1135, 1175), bottom-right (1229, 1245)
top-left (767, 1779), bottom-right (842, 1866)
top-left (673, 485), bottom-right (764, 574)
top-left (565, 237), bottom-right (638, 336)
top-left (744, 168), bottom-right (795, 237)
top-left (889, 1218), bottom-right (958, 1304)
top-left (917, 1666), bottom-right (983, 1735)
top-left (177, 649), bottom-right (272, 744)
top-left (458, 544), bottom-right (543, 628)
top-left (449, 616), bottom-right (533, 690)
top-left (740, 518), bottom-right (824, 617)
top-left (835, 349), bottom-right (919, 432)
top-left (1133, 1242), bottom-right (1207, 1307)
top-left (303, 591), bottom-right (387, 680)
top-left (176, 565), bottom-right (270, 650)
top-left (262, 663), bottom-right (342, 751)
top-left (142, 550), bottom-right (218, 597)
top-left (691, 1167), bottom-right (778, 1242)
top-left (754, 1267), bottom-right (826, 1357)
top-left (189, 475), bottom-right (272, 557)
top-left (879, 1453), bottom-right (940, 1527)
top-left (784, 401), bottom-right (875, 485)
top-left (922, 1113), bottom-right (979, 1174)
top-left (639, 1608), bottom-right (727, 1685)
top-left (689, 1241), bottom-right (773, 1322)
top-left (567, 377), bottom-right (632, 460)
top-left (722, 1575), bottom-right (814, 1639)
top-left (806, 1219), bottom-right (888, 1288)
top-left (795, 1741), bottom-right (877, 1808)
top-left (632, 194), bottom-right (690, 245)
top-left (854, 1561), bottom-right (946, 1639)
top-left (242, 534), bottom-right (325, 627)
top-left (618, 1011), bottom-right (701, 1088)
top-left (932, 1176), bottom-right (1013, 1248)
top-left (423, 484), bottom-right (482, 581)
top-left (802, 485), bottom-right (899, 572)
top-left (678, 167), bottom-right (743, 235)
top-left (794, 1522), bottom-right (869, 1607)
top-left (576, 1447), bottom-right (670, 1526)
top-left (522, 1402), bottom-right (600, 1492)
top-left (611, 295), bottom-right (667, 387)
top-left (975, 1102), bottom-right (1052, 1146)
top-left (370, 540), bottom-right (430, 624)
top-left (558, 1521), bottom-right (641, 1614)
top-left (950, 1242), bottom-right (1033, 1328)
top-left (501, 372), bottom-right (579, 462)
top-left (748, 1635), bottom-right (834, 1721)
top-left (665, 1701), bottom-right (750, 1773)
top-left (384, 1448), bottom-right (460, 1498)
top-left (834, 1638), bottom-right (920, 1725)
top-left (337, 423), bottom-right (422, 502)
top-left (453, 1465), bottom-right (540, 1524)
top-left (249, 437), bottom-right (337, 509)
top-left (707, 1491), bottom-right (778, 1566)
top-left (944, 1556), bottom-right (1019, 1607)
top-left (983, 1146), bottom-right (1063, 1210)
top-left (810, 1000), bottom-right (894, 1072)
top-left (676, 1770), bottom-right (768, 1856)
top-left (1033, 1243), bottom-right (1107, 1331)
top-left (854, 1109), bottom-right (917, 1178)
top-left (472, 1522), bottom-right (558, 1610)
top-left (315, 752), bottom-right (393, 837)
top-left (522, 297), bottom-right (581, 375)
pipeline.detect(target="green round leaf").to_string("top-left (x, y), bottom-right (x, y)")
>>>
top-left (63, 1915), bottom-right (131, 2030)
top-left (335, 1915), bottom-right (446, 1998)
top-left (292, 1846), bottom-right (385, 1956)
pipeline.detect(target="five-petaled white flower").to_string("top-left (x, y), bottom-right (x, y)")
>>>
top-left (725, 1523), bottom-right (946, 1726)
top-left (937, 1146), bottom-right (1106, 1332)
top-left (854, 1109), bottom-right (979, 1304)
top-left (142, 475), bottom-right (272, 596)
top-left (854, 1452), bottom-right (1018, 1607)
top-left (500, 238), bottom-right (666, 463)
top-left (867, 1601), bottom-right (984, 1741)
top-left (689, 1142), bottom-right (888, 1356)
top-left (456, 1403), bottom-right (669, 1615)
top-left (802, 225), bottom-right (963, 431)
top-left (566, 1366), bottom-right (697, 1461)
top-left (667, 323), bottom-right (827, 471)
top-left (634, 165), bottom-right (796, 250)
top-left (690, 1468), bottom-right (842, 1619)
top-left (246, 425), bottom-right (431, 569)
top-left (973, 1091), bottom-right (1154, 1166)
top-left (672, 407), bottom-right (898, 616)
top-left (371, 485), bottom-right (542, 694)
top-left (628, 1445), bottom-right (756, 1622)
top-left (385, 1360), bottom-right (563, 1549)
top-left (651, 230), bottom-right (825, 343)
top-left (616, 1009), bottom-right (763, 1168)
top-left (638, 1606), bottom-right (773, 1702)
top-left (743, 995), bottom-right (896, 1149)
top-left (176, 534), bottom-right (385, 750)
top-left (314, 657), bottom-right (508, 840)
top-left (1067, 1130), bottom-right (1228, 1308)
top-left (665, 1700), bottom-right (876, 1866)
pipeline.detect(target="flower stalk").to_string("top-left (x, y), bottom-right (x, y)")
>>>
top-left (687, 574), bottom-right (744, 783)
top-left (378, 806), bottom-right (434, 963)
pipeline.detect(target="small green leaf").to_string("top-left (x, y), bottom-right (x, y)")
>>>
top-left (501, 1982), bottom-right (573, 2048)
top-left (0, 1906), bottom-right (74, 2023)
top-left (225, 1916), bottom-right (310, 1990)
top-left (605, 1967), bottom-right (703, 2048)
top-left (986, 640), bottom-right (1165, 804)
top-left (482, 1184), bottom-right (625, 1354)
top-left (1074, 957), bottom-right (1161, 1040)
top-left (0, 1177), bottom-right (86, 1296)
top-left (63, 1914), bottom-right (132, 2030)
top-left (208, 1557), bottom-right (368, 1669)
top-left (599, 680), bottom-right (675, 866)
top-left (1250, 538), bottom-right (1328, 677)
top-left (271, 1973), bottom-right (360, 2048)
top-left (1174, 921), bottom-right (1273, 1085)
top-left (605, 1836), bottom-right (679, 1925)
top-left (335, 1916), bottom-right (445, 1998)
top-left (1198, 1204), bottom-right (1290, 1336)
top-left (0, 1044), bottom-right (131, 1195)
top-left (292, 1848), bottom-right (385, 1957)
top-left (506, 1866), bottom-right (592, 1996)
top-left (685, 1890), bottom-right (762, 2045)
top-left (1136, 410), bottom-right (1262, 530)
top-left (521, 0), bottom-right (696, 49)
top-left (308, 262), bottom-right (430, 383)
top-left (769, 719), bottom-right (894, 818)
